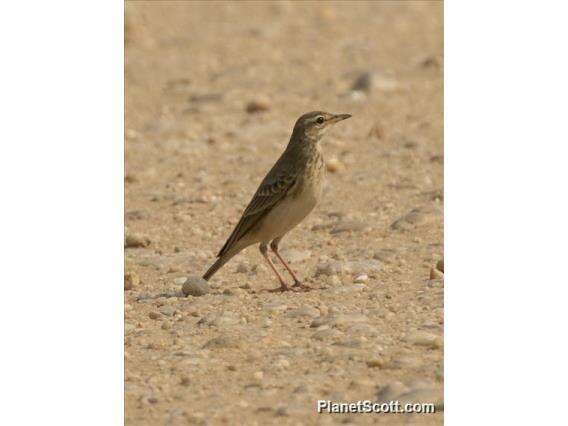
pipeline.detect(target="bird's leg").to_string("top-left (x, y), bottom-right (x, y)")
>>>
top-left (260, 244), bottom-right (291, 292)
top-left (270, 239), bottom-right (310, 291)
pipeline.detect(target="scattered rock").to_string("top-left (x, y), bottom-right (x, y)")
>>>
top-left (315, 259), bottom-right (381, 276)
top-left (124, 272), bottom-right (139, 290)
top-left (436, 259), bottom-right (444, 273)
top-left (349, 259), bottom-right (382, 275)
top-left (418, 55), bottom-right (440, 69)
top-left (376, 381), bottom-right (409, 402)
top-left (311, 313), bottom-right (368, 328)
top-left (398, 386), bottom-right (444, 411)
top-left (274, 357), bottom-right (290, 369)
top-left (188, 93), bottom-right (224, 103)
top-left (223, 287), bottom-right (245, 297)
top-left (405, 331), bottom-right (443, 349)
top-left (326, 157), bottom-right (345, 173)
top-left (181, 276), bottom-right (210, 297)
top-left (198, 311), bottom-right (240, 327)
top-left (286, 307), bottom-right (320, 318)
top-left (246, 98), bottom-right (270, 113)
top-left (263, 302), bottom-right (288, 314)
top-left (390, 205), bottom-right (442, 231)
top-left (311, 328), bottom-right (343, 341)
top-left (394, 355), bottom-right (424, 369)
top-left (366, 357), bottom-right (389, 368)
top-left (330, 220), bottom-right (369, 234)
top-left (236, 263), bottom-right (248, 273)
top-left (311, 222), bottom-right (334, 231)
top-left (125, 210), bottom-right (147, 221)
top-left (351, 71), bottom-right (399, 93)
top-left (373, 249), bottom-right (397, 262)
top-left (327, 275), bottom-right (342, 286)
top-left (125, 233), bottom-right (151, 248)
top-left (160, 306), bottom-right (176, 317)
top-left (430, 267), bottom-right (444, 280)
top-left (332, 284), bottom-right (366, 294)
top-left (174, 276), bottom-right (188, 286)
top-left (350, 71), bottom-right (374, 93)
top-left (202, 335), bottom-right (242, 349)
top-left (315, 260), bottom-right (345, 276)
top-left (353, 274), bottom-right (369, 283)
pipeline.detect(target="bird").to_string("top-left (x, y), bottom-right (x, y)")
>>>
top-left (203, 111), bottom-right (351, 292)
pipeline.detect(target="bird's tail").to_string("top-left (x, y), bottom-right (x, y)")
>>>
top-left (203, 253), bottom-right (233, 281)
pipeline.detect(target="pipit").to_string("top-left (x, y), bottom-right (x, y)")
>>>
top-left (203, 111), bottom-right (351, 291)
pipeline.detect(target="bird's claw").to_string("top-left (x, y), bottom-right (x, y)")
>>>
top-left (291, 281), bottom-right (311, 292)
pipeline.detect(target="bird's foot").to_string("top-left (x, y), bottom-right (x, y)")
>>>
top-left (291, 280), bottom-right (311, 292)
top-left (268, 283), bottom-right (294, 293)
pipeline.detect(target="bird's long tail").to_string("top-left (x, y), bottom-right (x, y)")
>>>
top-left (203, 253), bottom-right (234, 281)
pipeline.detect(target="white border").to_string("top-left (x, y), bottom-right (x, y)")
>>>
top-left (0, 1), bottom-right (123, 424)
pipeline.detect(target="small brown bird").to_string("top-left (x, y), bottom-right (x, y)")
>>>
top-left (203, 111), bottom-right (351, 291)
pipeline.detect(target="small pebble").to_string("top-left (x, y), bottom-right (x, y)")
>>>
top-left (405, 331), bottom-right (443, 349)
top-left (124, 272), bottom-right (139, 290)
top-left (436, 259), bottom-right (444, 272)
top-left (202, 335), bottom-right (242, 349)
top-left (246, 98), bottom-right (270, 113)
top-left (125, 233), bottom-right (151, 248)
top-left (287, 307), bottom-right (320, 318)
top-left (263, 302), bottom-right (288, 313)
top-left (174, 276), bottom-right (188, 285)
top-left (430, 267), bottom-right (444, 280)
top-left (148, 311), bottom-right (160, 320)
top-left (182, 276), bottom-right (210, 297)
top-left (366, 357), bottom-right (388, 368)
top-left (236, 263), bottom-right (248, 273)
top-left (326, 157), bottom-right (345, 173)
top-left (354, 274), bottom-right (369, 283)
top-left (160, 306), bottom-right (176, 317)
top-left (330, 220), bottom-right (369, 234)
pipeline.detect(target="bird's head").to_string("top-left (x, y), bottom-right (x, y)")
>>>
top-left (292, 111), bottom-right (351, 141)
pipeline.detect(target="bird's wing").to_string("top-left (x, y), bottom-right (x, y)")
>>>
top-left (217, 169), bottom-right (297, 258)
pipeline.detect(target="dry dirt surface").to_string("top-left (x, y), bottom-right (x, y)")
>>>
top-left (125, 2), bottom-right (443, 425)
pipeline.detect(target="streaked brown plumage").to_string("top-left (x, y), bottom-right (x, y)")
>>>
top-left (203, 111), bottom-right (351, 291)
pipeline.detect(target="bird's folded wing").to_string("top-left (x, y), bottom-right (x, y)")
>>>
top-left (217, 172), bottom-right (296, 257)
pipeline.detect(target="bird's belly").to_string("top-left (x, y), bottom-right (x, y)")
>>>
top-left (256, 180), bottom-right (322, 241)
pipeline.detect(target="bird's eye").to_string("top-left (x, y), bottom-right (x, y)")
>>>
top-left (316, 116), bottom-right (325, 124)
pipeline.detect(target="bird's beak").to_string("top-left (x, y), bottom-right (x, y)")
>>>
top-left (329, 113), bottom-right (352, 123)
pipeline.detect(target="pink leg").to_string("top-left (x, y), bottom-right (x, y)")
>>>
top-left (260, 244), bottom-right (291, 292)
top-left (270, 240), bottom-right (310, 291)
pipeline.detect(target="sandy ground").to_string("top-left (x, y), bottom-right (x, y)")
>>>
top-left (125, 2), bottom-right (443, 425)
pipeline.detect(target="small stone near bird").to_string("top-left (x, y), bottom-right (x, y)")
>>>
top-left (436, 259), bottom-right (444, 273)
top-left (182, 276), bottom-right (211, 297)
top-left (429, 267), bottom-right (443, 280)
top-left (124, 272), bottom-right (140, 290)
top-left (326, 157), bottom-right (345, 173)
top-left (350, 71), bottom-right (399, 93)
top-left (351, 71), bottom-right (375, 93)
top-left (245, 98), bottom-right (270, 113)
top-left (125, 233), bottom-right (151, 248)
